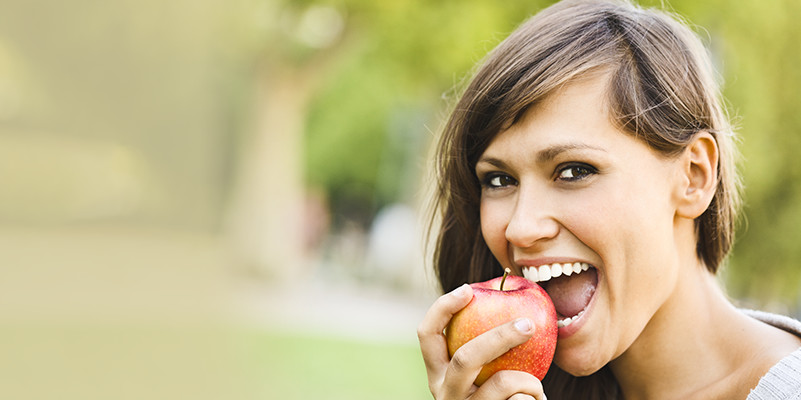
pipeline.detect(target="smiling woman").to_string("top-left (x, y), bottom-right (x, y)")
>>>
top-left (417, 1), bottom-right (801, 399)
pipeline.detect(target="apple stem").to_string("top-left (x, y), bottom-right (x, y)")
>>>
top-left (499, 268), bottom-right (511, 291)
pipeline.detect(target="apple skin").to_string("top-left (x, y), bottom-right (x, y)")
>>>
top-left (445, 274), bottom-right (557, 385)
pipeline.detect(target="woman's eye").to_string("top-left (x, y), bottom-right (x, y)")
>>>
top-left (483, 174), bottom-right (517, 188)
top-left (557, 164), bottom-right (596, 181)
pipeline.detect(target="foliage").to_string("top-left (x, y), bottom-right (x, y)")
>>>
top-left (706, 0), bottom-right (801, 306)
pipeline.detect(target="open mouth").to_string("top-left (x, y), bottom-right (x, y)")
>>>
top-left (521, 263), bottom-right (598, 328)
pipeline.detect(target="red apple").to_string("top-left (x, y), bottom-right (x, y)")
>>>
top-left (445, 269), bottom-right (557, 385)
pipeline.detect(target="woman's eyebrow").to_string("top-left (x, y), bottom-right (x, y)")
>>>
top-left (536, 143), bottom-right (606, 163)
top-left (475, 156), bottom-right (508, 170)
top-left (477, 143), bottom-right (606, 169)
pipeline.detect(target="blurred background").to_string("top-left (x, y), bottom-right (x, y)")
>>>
top-left (1, 0), bottom-right (799, 398)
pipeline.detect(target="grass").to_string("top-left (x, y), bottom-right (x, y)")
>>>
top-left (241, 330), bottom-right (431, 400)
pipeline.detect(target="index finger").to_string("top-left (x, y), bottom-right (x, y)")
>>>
top-left (417, 284), bottom-right (473, 379)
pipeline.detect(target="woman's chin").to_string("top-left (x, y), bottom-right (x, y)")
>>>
top-left (552, 349), bottom-right (607, 377)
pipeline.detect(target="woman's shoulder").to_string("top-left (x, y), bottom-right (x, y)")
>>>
top-left (742, 309), bottom-right (801, 337)
top-left (742, 309), bottom-right (801, 400)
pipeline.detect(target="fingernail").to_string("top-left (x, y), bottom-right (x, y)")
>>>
top-left (451, 284), bottom-right (469, 298)
top-left (514, 318), bottom-right (533, 333)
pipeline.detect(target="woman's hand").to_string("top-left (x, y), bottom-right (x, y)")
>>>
top-left (417, 284), bottom-right (547, 400)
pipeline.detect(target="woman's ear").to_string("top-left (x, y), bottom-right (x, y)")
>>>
top-left (676, 132), bottom-right (719, 219)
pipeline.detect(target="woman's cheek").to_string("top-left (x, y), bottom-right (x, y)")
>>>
top-left (480, 200), bottom-right (510, 259)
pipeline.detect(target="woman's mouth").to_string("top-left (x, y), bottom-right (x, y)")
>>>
top-left (521, 262), bottom-right (598, 329)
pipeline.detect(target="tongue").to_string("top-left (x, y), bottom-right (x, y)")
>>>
top-left (544, 267), bottom-right (597, 318)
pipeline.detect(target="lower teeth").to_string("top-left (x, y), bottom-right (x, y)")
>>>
top-left (557, 310), bottom-right (585, 328)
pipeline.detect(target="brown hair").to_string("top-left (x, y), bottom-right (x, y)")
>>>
top-left (429, 0), bottom-right (740, 397)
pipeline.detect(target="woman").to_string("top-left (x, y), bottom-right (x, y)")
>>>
top-left (417, 1), bottom-right (801, 399)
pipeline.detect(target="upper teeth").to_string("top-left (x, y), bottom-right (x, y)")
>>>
top-left (521, 262), bottom-right (590, 283)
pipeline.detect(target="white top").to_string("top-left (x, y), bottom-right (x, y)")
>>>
top-left (744, 309), bottom-right (801, 400)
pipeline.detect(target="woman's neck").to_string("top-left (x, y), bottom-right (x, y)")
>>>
top-left (608, 265), bottom-right (787, 400)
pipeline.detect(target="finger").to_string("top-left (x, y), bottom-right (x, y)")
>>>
top-left (417, 284), bottom-right (473, 380)
top-left (469, 370), bottom-right (545, 400)
top-left (441, 318), bottom-right (535, 398)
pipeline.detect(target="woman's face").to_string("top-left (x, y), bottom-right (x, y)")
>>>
top-left (476, 74), bottom-right (686, 375)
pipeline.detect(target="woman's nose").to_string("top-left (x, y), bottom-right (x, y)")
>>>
top-left (504, 192), bottom-right (559, 248)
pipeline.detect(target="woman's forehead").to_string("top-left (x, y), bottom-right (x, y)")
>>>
top-left (496, 76), bottom-right (613, 140)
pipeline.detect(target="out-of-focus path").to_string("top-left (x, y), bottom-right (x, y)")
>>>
top-left (232, 276), bottom-right (438, 345)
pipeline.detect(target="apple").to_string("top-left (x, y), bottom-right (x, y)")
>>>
top-left (445, 268), bottom-right (557, 385)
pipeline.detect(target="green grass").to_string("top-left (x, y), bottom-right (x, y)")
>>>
top-left (241, 330), bottom-right (431, 400)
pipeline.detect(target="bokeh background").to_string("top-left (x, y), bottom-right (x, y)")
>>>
top-left (1, 0), bottom-right (800, 399)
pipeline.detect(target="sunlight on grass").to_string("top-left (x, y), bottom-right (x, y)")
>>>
top-left (242, 330), bottom-right (430, 400)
